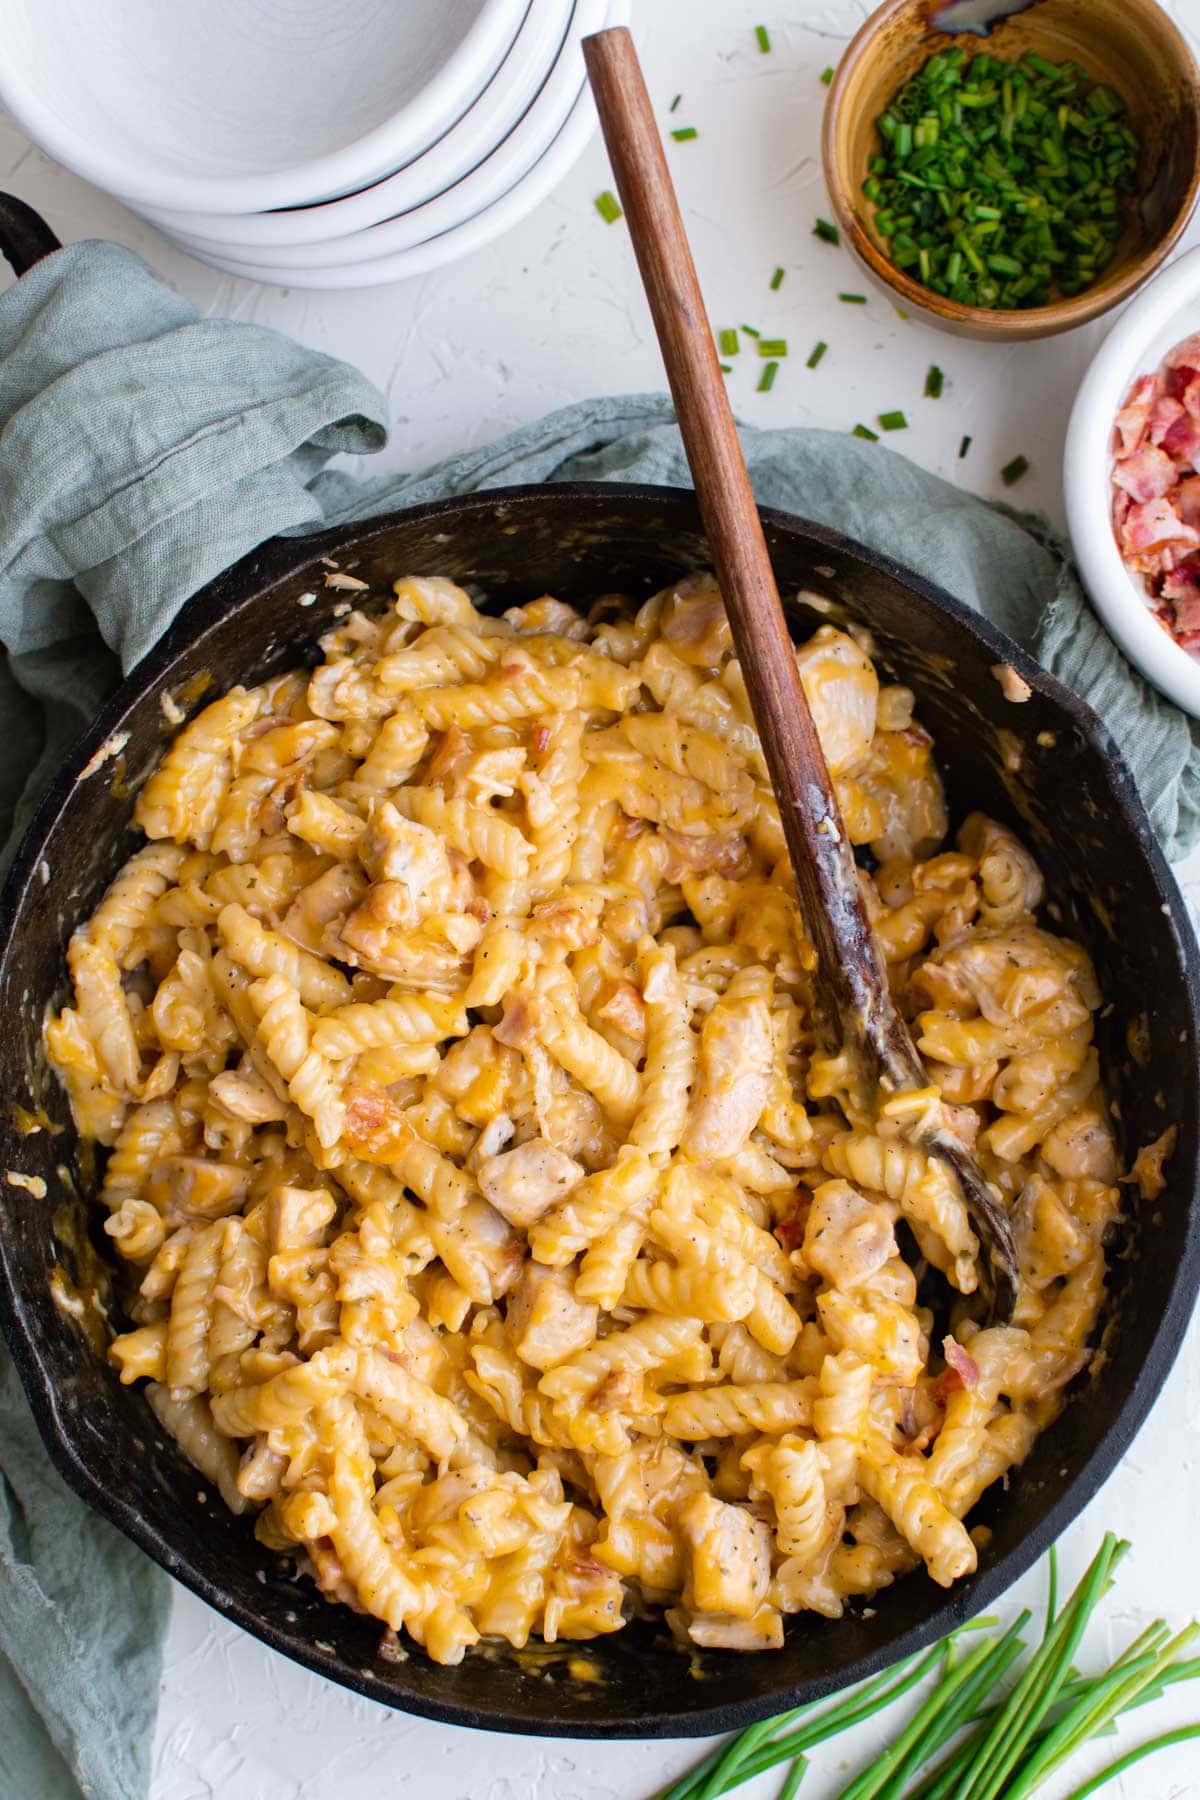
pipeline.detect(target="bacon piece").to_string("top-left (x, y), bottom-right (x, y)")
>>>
top-left (1114, 372), bottom-right (1156, 453)
top-left (1166, 334), bottom-right (1200, 370)
top-left (1163, 554), bottom-right (1200, 601)
top-left (1121, 496), bottom-right (1200, 557)
top-left (1178, 478), bottom-right (1200, 530)
top-left (1148, 395), bottom-right (1185, 445)
top-left (1112, 445), bottom-right (1176, 503)
top-left (943, 1336), bottom-right (980, 1389)
top-left (1160, 412), bottom-right (1200, 467)
top-left (774, 1207), bottom-right (808, 1254)
top-left (494, 996), bottom-right (538, 1049)
top-left (1165, 362), bottom-right (1200, 405)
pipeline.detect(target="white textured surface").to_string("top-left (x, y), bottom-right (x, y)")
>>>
top-left (3, 1), bottom-right (1200, 1794)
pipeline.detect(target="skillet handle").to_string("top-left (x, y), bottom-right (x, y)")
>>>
top-left (0, 194), bottom-right (61, 277)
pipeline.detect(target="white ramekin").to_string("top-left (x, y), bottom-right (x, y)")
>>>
top-left (1065, 245), bottom-right (1200, 719)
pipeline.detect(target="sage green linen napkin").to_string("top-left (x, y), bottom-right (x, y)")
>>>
top-left (0, 239), bottom-right (1197, 1800)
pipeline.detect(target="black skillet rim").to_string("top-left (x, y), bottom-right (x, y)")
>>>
top-left (1, 480), bottom-right (1197, 1740)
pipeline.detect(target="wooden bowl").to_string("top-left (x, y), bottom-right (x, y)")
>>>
top-left (822, 0), bottom-right (1200, 341)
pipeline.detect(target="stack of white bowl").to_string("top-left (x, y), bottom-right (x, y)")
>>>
top-left (0, 0), bottom-right (630, 289)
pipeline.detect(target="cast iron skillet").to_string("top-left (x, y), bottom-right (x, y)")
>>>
top-left (1, 484), bottom-right (1198, 1738)
top-left (0, 201), bottom-right (1197, 1741)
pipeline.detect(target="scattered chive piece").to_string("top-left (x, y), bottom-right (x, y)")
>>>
top-left (806, 340), bottom-right (828, 369)
top-left (959, 434), bottom-right (972, 458)
top-left (757, 360), bottom-right (780, 393)
top-left (839, 292), bottom-right (867, 303)
top-left (1002, 452), bottom-right (1031, 485)
top-left (718, 363), bottom-right (733, 374)
top-left (853, 423), bottom-right (879, 440)
top-left (670, 92), bottom-right (682, 112)
top-left (925, 364), bottom-right (945, 398)
top-left (594, 190), bottom-right (622, 225)
top-left (740, 323), bottom-right (761, 337)
top-left (755, 23), bottom-right (771, 53)
top-left (770, 265), bottom-right (785, 290)
top-left (717, 327), bottom-right (740, 357)
top-left (879, 409), bottom-right (908, 430)
top-left (671, 126), bottom-right (698, 142)
top-left (758, 338), bottom-right (788, 357)
top-left (813, 217), bottom-right (840, 245)
top-left (821, 65), bottom-right (834, 85)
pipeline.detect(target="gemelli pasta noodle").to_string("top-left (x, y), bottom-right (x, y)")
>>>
top-left (46, 570), bottom-right (1134, 1663)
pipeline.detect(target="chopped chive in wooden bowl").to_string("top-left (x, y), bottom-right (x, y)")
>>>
top-left (861, 46), bottom-right (1140, 311)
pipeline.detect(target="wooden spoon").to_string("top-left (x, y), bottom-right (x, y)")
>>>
top-left (582, 25), bottom-right (1018, 1320)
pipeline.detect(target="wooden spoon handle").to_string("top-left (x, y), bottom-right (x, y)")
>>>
top-left (581, 26), bottom-right (895, 1064)
top-left (582, 26), bottom-right (1018, 1318)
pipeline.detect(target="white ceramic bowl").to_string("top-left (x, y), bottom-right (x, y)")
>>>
top-left (160, 0), bottom-right (607, 271)
top-left (136, 0), bottom-right (574, 250)
top-left (0, 0), bottom-right (524, 216)
top-left (173, 0), bottom-right (629, 290)
top-left (1065, 246), bottom-right (1200, 719)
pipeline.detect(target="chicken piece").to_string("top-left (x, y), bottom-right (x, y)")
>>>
top-left (683, 987), bottom-right (774, 1162)
top-left (208, 1064), bottom-right (290, 1125)
top-left (280, 862), bottom-right (367, 955)
top-left (660, 573), bottom-right (732, 668)
top-left (477, 1136), bottom-right (585, 1229)
top-left (803, 1180), bottom-right (896, 1290)
top-left (266, 1185), bottom-right (338, 1252)
top-left (683, 1606), bottom-right (784, 1650)
top-left (356, 801), bottom-right (456, 925)
top-left (1013, 1176), bottom-right (1092, 1290)
top-left (678, 1491), bottom-right (772, 1620)
top-left (506, 1264), bottom-right (598, 1372)
top-left (794, 625), bottom-right (879, 777)
top-left (145, 1156), bottom-right (248, 1225)
top-left (1040, 1104), bottom-right (1119, 1183)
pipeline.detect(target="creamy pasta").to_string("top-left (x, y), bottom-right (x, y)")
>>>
top-left (46, 570), bottom-right (1127, 1663)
